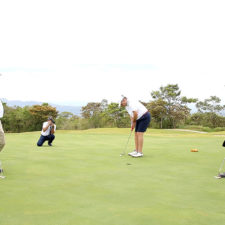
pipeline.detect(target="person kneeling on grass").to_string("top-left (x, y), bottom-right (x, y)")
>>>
top-left (120, 96), bottom-right (151, 158)
top-left (37, 116), bottom-right (56, 147)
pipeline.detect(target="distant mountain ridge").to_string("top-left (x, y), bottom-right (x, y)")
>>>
top-left (1, 99), bottom-right (224, 116)
top-left (1, 99), bottom-right (82, 116)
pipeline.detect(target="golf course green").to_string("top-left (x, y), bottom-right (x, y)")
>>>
top-left (0, 128), bottom-right (225, 225)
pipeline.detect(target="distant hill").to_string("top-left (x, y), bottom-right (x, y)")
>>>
top-left (1, 99), bottom-right (224, 116)
top-left (1, 99), bottom-right (82, 116)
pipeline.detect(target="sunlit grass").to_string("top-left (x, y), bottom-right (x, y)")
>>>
top-left (0, 128), bottom-right (225, 225)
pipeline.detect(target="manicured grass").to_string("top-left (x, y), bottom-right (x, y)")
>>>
top-left (0, 128), bottom-right (225, 225)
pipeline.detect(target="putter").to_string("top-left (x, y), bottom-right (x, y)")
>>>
top-left (215, 141), bottom-right (225, 179)
top-left (120, 130), bottom-right (133, 157)
top-left (215, 158), bottom-right (225, 179)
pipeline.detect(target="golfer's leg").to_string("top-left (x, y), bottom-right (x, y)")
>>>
top-left (0, 133), bottom-right (5, 152)
top-left (48, 134), bottom-right (55, 144)
top-left (37, 135), bottom-right (46, 146)
top-left (135, 132), bottom-right (138, 151)
top-left (0, 122), bottom-right (5, 152)
top-left (137, 132), bottom-right (144, 153)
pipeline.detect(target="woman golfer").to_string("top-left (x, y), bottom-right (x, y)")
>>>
top-left (121, 97), bottom-right (151, 157)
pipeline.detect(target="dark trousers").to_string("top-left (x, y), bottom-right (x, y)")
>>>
top-left (37, 134), bottom-right (55, 146)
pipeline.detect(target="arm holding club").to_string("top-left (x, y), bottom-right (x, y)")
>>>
top-left (131, 111), bottom-right (138, 131)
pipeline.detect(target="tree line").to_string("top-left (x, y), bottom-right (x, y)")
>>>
top-left (2, 84), bottom-right (225, 133)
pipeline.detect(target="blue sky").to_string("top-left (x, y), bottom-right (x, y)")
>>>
top-left (0, 0), bottom-right (224, 105)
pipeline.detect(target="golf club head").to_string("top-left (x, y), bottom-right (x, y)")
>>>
top-left (0, 168), bottom-right (5, 179)
top-left (120, 131), bottom-right (133, 157)
top-left (215, 172), bottom-right (225, 179)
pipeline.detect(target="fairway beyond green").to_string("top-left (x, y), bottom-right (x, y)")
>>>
top-left (1, 128), bottom-right (225, 225)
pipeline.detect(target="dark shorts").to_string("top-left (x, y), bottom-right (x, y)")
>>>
top-left (37, 134), bottom-right (55, 146)
top-left (135, 112), bottom-right (151, 132)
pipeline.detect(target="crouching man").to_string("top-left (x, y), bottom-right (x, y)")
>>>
top-left (37, 116), bottom-right (56, 147)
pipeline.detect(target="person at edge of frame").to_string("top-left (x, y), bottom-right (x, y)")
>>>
top-left (0, 100), bottom-right (6, 178)
top-left (0, 100), bottom-right (5, 152)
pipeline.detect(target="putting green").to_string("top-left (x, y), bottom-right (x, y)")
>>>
top-left (0, 128), bottom-right (225, 225)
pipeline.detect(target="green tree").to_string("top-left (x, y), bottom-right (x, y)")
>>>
top-left (103, 102), bottom-right (129, 128)
top-left (81, 102), bottom-right (101, 119)
top-left (29, 104), bottom-right (58, 130)
top-left (1, 104), bottom-right (34, 132)
top-left (148, 99), bottom-right (167, 128)
top-left (195, 96), bottom-right (225, 128)
top-left (196, 96), bottom-right (225, 114)
top-left (151, 84), bottom-right (197, 128)
top-left (81, 102), bottom-right (103, 128)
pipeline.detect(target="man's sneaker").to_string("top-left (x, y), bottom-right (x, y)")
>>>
top-left (128, 150), bottom-right (137, 156)
top-left (48, 143), bottom-right (52, 146)
top-left (132, 152), bottom-right (143, 158)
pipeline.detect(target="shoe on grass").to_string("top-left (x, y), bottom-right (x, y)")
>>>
top-left (132, 152), bottom-right (143, 158)
top-left (128, 150), bottom-right (137, 156)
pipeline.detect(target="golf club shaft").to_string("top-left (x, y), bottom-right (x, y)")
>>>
top-left (121, 130), bottom-right (133, 155)
top-left (219, 158), bottom-right (225, 173)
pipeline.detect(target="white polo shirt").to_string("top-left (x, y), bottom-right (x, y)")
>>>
top-left (0, 101), bottom-right (3, 118)
top-left (41, 122), bottom-right (56, 136)
top-left (125, 100), bottom-right (148, 120)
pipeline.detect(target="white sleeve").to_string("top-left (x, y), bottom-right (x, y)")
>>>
top-left (129, 101), bottom-right (138, 112)
top-left (42, 122), bottom-right (48, 129)
top-left (0, 101), bottom-right (4, 118)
